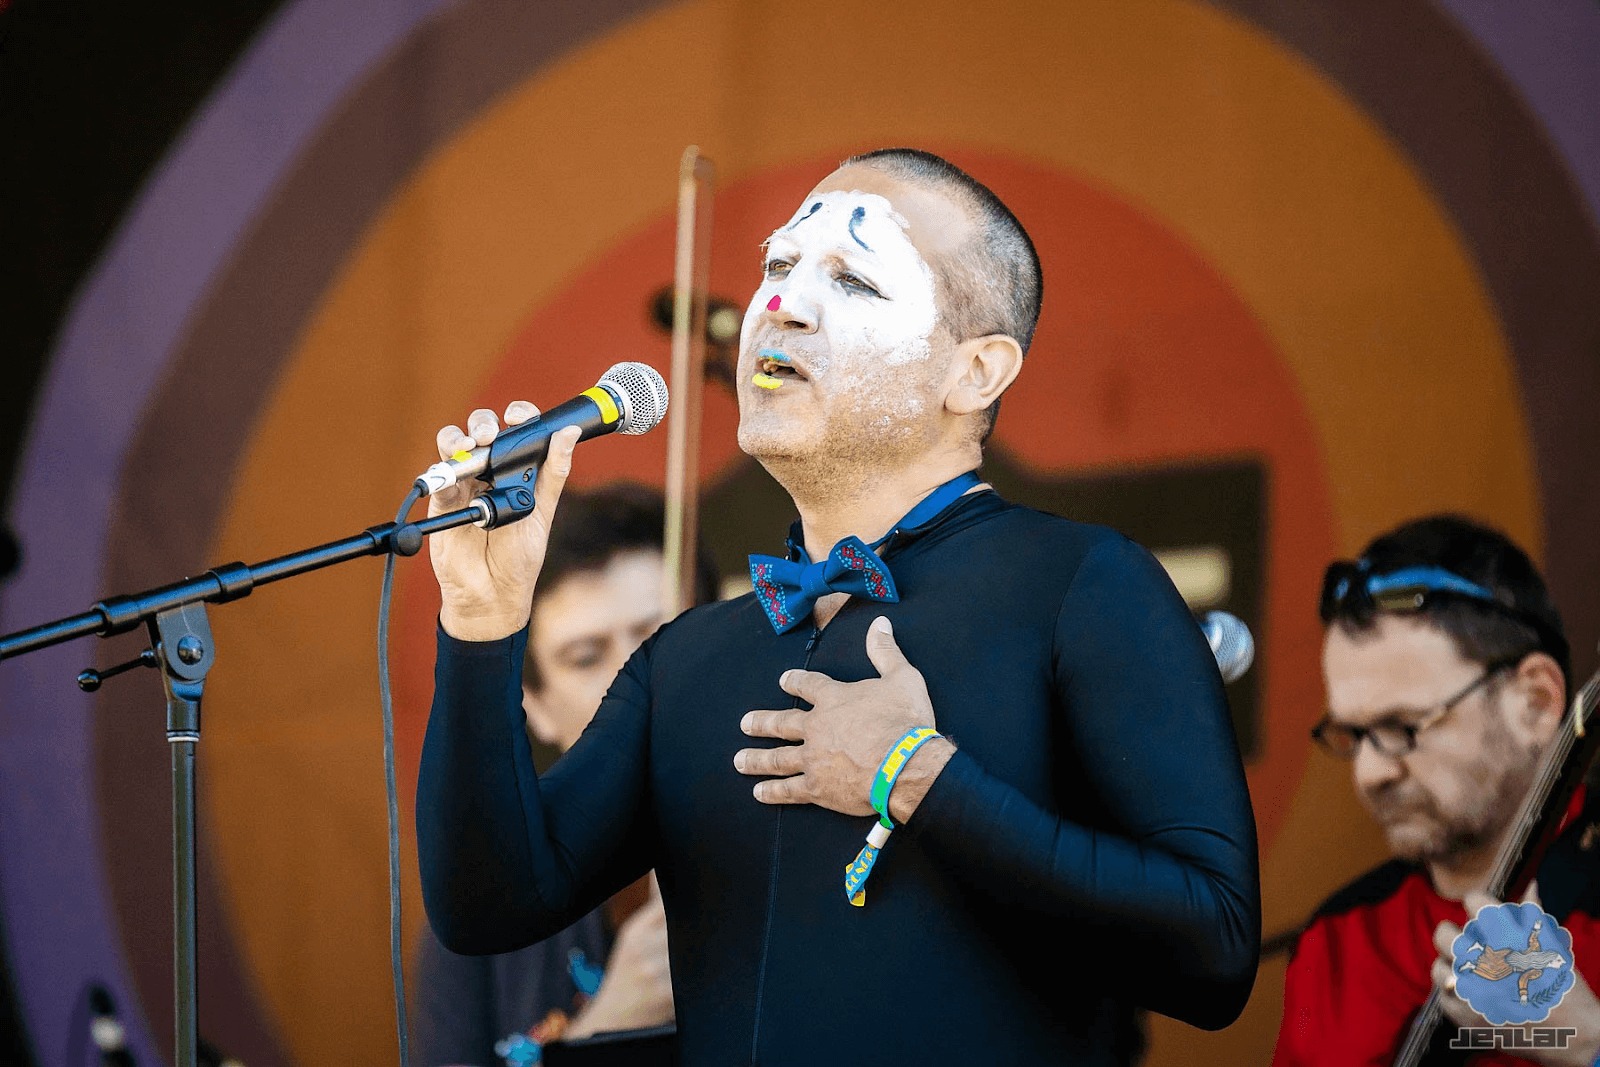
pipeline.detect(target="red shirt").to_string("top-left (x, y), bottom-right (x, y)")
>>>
top-left (1274, 790), bottom-right (1600, 1066)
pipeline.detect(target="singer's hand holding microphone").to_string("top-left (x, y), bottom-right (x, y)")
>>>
top-left (420, 362), bottom-right (669, 643)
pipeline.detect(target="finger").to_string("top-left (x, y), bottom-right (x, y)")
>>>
top-left (436, 424), bottom-right (475, 462)
top-left (530, 425), bottom-right (582, 527)
top-left (1463, 890), bottom-right (1499, 916)
top-left (466, 408), bottom-right (500, 446)
top-left (753, 775), bottom-right (810, 805)
top-left (864, 615), bottom-right (911, 678)
top-left (1434, 920), bottom-right (1461, 957)
top-left (647, 870), bottom-right (662, 903)
top-left (1522, 879), bottom-right (1543, 908)
top-left (504, 400), bottom-right (540, 426)
top-left (734, 744), bottom-right (805, 778)
top-left (778, 669), bottom-right (839, 705)
top-left (1432, 958), bottom-right (1459, 996)
top-left (741, 709), bottom-right (807, 742)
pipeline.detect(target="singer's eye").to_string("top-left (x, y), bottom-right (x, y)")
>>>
top-left (839, 272), bottom-right (882, 298)
top-left (762, 258), bottom-right (793, 279)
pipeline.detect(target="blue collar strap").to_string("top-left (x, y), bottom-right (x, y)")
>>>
top-left (783, 470), bottom-right (984, 564)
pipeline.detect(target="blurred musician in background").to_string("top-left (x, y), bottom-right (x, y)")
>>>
top-left (1274, 514), bottom-right (1600, 1066)
top-left (414, 483), bottom-right (717, 1067)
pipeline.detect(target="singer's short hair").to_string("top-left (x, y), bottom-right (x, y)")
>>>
top-left (844, 148), bottom-right (1043, 442)
top-left (1323, 514), bottom-right (1570, 691)
top-left (523, 482), bottom-right (720, 691)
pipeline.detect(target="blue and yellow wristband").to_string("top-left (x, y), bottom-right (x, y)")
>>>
top-left (843, 726), bottom-right (942, 907)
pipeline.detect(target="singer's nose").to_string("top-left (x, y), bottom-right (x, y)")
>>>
top-left (761, 288), bottom-right (818, 333)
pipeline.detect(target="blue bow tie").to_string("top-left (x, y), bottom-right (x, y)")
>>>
top-left (749, 536), bottom-right (899, 634)
top-left (747, 471), bottom-right (983, 634)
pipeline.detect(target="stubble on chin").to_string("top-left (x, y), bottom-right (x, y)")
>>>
top-left (1366, 746), bottom-right (1541, 865)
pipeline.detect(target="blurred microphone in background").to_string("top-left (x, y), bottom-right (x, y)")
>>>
top-left (87, 986), bottom-right (134, 1067)
top-left (86, 985), bottom-right (242, 1067)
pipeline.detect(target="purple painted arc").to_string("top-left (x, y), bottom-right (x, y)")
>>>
top-left (1438, 0), bottom-right (1600, 227)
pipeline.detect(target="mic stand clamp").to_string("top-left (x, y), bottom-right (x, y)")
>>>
top-left (470, 484), bottom-right (538, 530)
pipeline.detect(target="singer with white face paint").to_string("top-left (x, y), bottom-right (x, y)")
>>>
top-left (416, 148), bottom-right (1260, 1066)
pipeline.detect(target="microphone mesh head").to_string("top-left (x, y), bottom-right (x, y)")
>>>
top-left (1200, 610), bottom-right (1256, 684)
top-left (599, 362), bottom-right (670, 435)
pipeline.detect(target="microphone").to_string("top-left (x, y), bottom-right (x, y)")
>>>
top-left (1199, 610), bottom-right (1255, 684)
top-left (415, 362), bottom-right (669, 497)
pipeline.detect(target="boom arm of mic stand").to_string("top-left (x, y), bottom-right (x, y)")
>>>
top-left (0, 499), bottom-right (509, 661)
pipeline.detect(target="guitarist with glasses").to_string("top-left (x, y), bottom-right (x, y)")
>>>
top-left (1273, 514), bottom-right (1600, 1066)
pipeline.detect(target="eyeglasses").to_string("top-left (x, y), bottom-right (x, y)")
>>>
top-left (1310, 661), bottom-right (1514, 760)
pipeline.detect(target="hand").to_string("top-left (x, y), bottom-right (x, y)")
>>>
top-left (426, 403), bottom-right (583, 641)
top-left (735, 616), bottom-right (954, 821)
top-left (565, 877), bottom-right (674, 1039)
top-left (1429, 884), bottom-right (1600, 1067)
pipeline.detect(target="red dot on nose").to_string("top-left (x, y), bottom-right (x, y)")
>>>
top-left (766, 295), bottom-right (781, 312)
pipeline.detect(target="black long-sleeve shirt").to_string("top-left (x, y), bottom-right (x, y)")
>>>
top-left (417, 490), bottom-right (1260, 1065)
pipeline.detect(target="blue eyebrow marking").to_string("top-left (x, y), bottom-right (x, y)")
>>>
top-left (786, 202), bottom-right (823, 230)
top-left (847, 206), bottom-right (872, 251)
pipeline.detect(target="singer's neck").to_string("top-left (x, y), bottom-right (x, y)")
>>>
top-left (782, 451), bottom-right (982, 563)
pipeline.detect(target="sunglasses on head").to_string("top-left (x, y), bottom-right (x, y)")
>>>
top-left (1318, 562), bottom-right (1504, 621)
top-left (1319, 559), bottom-right (1568, 669)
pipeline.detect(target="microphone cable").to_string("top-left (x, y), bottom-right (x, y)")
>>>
top-left (377, 484), bottom-right (423, 1067)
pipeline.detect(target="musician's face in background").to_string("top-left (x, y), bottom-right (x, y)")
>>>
top-left (735, 165), bottom-right (972, 470)
top-left (1322, 615), bottom-right (1542, 866)
top-left (521, 550), bottom-right (667, 752)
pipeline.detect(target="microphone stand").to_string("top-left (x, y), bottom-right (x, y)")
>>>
top-left (0, 486), bottom-right (537, 1067)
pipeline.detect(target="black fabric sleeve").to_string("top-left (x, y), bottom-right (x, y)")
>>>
top-left (906, 535), bottom-right (1261, 1030)
top-left (416, 625), bottom-right (656, 955)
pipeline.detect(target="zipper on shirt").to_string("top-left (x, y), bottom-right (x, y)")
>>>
top-left (749, 622), bottom-right (823, 1064)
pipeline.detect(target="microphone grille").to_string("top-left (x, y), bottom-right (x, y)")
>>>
top-left (1200, 610), bottom-right (1256, 684)
top-left (599, 363), bottom-right (670, 435)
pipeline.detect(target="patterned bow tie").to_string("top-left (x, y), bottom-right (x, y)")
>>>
top-left (749, 536), bottom-right (899, 635)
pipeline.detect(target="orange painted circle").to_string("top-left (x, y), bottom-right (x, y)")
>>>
top-left (392, 150), bottom-right (1338, 851)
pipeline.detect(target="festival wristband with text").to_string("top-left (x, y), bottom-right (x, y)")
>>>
top-left (843, 727), bottom-right (942, 907)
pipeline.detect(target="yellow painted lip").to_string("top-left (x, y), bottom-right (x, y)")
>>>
top-left (753, 371), bottom-right (784, 390)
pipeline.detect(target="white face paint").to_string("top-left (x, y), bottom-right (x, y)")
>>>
top-left (736, 185), bottom-right (954, 482)
top-left (743, 190), bottom-right (940, 375)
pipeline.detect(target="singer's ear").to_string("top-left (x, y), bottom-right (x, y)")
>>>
top-left (944, 333), bottom-right (1024, 419)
